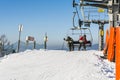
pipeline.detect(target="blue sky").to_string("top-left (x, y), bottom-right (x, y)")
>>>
top-left (0, 0), bottom-right (109, 48)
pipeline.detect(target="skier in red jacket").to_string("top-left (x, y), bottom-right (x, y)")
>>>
top-left (78, 35), bottom-right (87, 50)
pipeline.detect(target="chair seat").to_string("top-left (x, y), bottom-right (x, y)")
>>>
top-left (73, 41), bottom-right (92, 47)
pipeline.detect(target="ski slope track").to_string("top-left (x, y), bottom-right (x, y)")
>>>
top-left (0, 50), bottom-right (115, 80)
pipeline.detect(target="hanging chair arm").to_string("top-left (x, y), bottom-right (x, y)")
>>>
top-left (88, 28), bottom-right (93, 44)
top-left (73, 12), bottom-right (77, 28)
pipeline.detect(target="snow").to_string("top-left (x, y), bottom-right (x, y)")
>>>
top-left (0, 49), bottom-right (115, 80)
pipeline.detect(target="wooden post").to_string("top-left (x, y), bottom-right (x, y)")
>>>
top-left (34, 41), bottom-right (36, 49)
top-left (44, 33), bottom-right (48, 50)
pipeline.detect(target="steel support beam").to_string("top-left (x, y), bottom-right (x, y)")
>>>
top-left (92, 20), bottom-right (109, 51)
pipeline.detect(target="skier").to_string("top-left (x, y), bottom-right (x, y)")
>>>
top-left (64, 36), bottom-right (74, 51)
top-left (78, 35), bottom-right (87, 50)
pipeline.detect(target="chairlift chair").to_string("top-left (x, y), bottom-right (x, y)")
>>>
top-left (65, 27), bottom-right (93, 49)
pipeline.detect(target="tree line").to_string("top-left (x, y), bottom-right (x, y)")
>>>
top-left (0, 34), bottom-right (15, 57)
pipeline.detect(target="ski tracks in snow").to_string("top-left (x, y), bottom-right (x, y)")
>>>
top-left (93, 52), bottom-right (115, 80)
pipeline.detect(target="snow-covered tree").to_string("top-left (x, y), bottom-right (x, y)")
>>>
top-left (0, 34), bottom-right (8, 51)
top-left (0, 34), bottom-right (9, 56)
top-left (0, 34), bottom-right (16, 57)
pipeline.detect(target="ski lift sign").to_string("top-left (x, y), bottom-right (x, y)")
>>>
top-left (26, 36), bottom-right (35, 41)
top-left (26, 36), bottom-right (36, 49)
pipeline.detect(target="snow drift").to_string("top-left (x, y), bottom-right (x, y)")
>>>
top-left (0, 50), bottom-right (115, 80)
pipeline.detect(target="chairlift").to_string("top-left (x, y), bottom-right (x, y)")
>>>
top-left (64, 27), bottom-right (93, 50)
top-left (62, 0), bottom-right (93, 50)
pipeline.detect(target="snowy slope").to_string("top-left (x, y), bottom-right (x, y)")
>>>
top-left (0, 50), bottom-right (115, 80)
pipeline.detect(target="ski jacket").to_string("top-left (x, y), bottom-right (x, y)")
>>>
top-left (79, 36), bottom-right (87, 43)
top-left (66, 36), bottom-right (73, 43)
